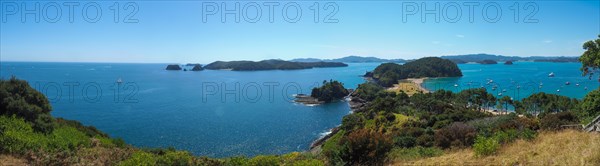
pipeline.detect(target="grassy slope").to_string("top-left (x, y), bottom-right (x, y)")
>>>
top-left (394, 130), bottom-right (600, 165)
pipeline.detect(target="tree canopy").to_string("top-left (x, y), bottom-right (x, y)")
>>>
top-left (579, 34), bottom-right (600, 81)
top-left (310, 80), bottom-right (349, 102)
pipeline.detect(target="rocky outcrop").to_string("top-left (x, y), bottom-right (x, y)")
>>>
top-left (504, 61), bottom-right (514, 65)
top-left (191, 64), bottom-right (204, 71)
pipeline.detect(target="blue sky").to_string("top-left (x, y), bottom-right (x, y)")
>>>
top-left (1, 1), bottom-right (599, 63)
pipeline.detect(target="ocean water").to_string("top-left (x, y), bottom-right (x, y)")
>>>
top-left (423, 62), bottom-right (599, 100)
top-left (0, 62), bottom-right (378, 157)
top-left (1, 61), bottom-right (598, 157)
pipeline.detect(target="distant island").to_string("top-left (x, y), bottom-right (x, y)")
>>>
top-left (478, 59), bottom-right (498, 64)
top-left (203, 59), bottom-right (347, 71)
top-left (165, 64), bottom-right (182, 70)
top-left (368, 57), bottom-right (462, 87)
top-left (291, 55), bottom-right (406, 63)
top-left (165, 64), bottom-right (204, 71)
top-left (504, 61), bottom-right (514, 65)
top-left (441, 53), bottom-right (579, 63)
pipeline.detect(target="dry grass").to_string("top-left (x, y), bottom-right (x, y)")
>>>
top-left (394, 130), bottom-right (600, 166)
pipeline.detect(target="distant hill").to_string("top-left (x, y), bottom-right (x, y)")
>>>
top-left (441, 54), bottom-right (579, 63)
top-left (204, 59), bottom-right (348, 71)
top-left (291, 56), bottom-right (406, 63)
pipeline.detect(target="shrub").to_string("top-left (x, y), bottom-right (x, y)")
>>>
top-left (394, 136), bottom-right (416, 148)
top-left (337, 129), bottom-right (393, 165)
top-left (248, 155), bottom-right (281, 166)
top-left (48, 126), bottom-right (91, 151)
top-left (434, 122), bottom-right (477, 149)
top-left (0, 77), bottom-right (54, 133)
top-left (473, 136), bottom-right (499, 156)
top-left (540, 112), bottom-right (579, 130)
top-left (0, 115), bottom-right (48, 154)
top-left (118, 151), bottom-right (158, 166)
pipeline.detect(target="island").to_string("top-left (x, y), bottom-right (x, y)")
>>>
top-left (165, 64), bottom-right (182, 70)
top-left (478, 59), bottom-right (498, 64)
top-left (203, 59), bottom-right (348, 71)
top-left (191, 64), bottom-right (203, 71)
top-left (367, 57), bottom-right (462, 87)
top-left (295, 80), bottom-right (350, 105)
top-left (291, 55), bottom-right (406, 63)
top-left (504, 61), bottom-right (514, 65)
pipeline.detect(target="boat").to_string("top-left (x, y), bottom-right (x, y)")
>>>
top-left (576, 83), bottom-right (580, 86)
top-left (502, 89), bottom-right (507, 92)
top-left (585, 87), bottom-right (588, 90)
top-left (565, 82), bottom-right (570, 85)
top-left (498, 93), bottom-right (503, 96)
top-left (540, 82), bottom-right (544, 86)
top-left (557, 89), bottom-right (560, 92)
top-left (548, 72), bottom-right (555, 77)
top-left (116, 78), bottom-right (123, 84)
top-left (454, 84), bottom-right (458, 87)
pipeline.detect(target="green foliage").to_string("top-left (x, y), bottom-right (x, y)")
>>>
top-left (0, 76), bottom-right (54, 133)
top-left (118, 151), bottom-right (158, 166)
top-left (336, 129), bottom-right (393, 165)
top-left (386, 147), bottom-right (443, 161)
top-left (47, 126), bottom-right (92, 151)
top-left (310, 80), bottom-right (349, 102)
top-left (473, 136), bottom-right (499, 156)
top-left (579, 34), bottom-right (600, 79)
top-left (371, 57), bottom-right (462, 87)
top-left (0, 115), bottom-right (48, 154)
top-left (434, 122), bottom-right (477, 149)
top-left (247, 155), bottom-right (281, 166)
top-left (514, 92), bottom-right (579, 116)
top-left (540, 112), bottom-right (579, 130)
top-left (353, 82), bottom-right (385, 101)
top-left (55, 118), bottom-right (108, 137)
top-left (579, 89), bottom-right (600, 124)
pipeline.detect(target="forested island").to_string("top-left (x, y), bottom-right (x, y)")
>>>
top-left (368, 57), bottom-right (463, 87)
top-left (203, 60), bottom-right (347, 71)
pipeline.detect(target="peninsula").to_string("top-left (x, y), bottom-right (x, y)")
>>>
top-left (203, 59), bottom-right (348, 71)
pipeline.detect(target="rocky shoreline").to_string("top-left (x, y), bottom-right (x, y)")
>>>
top-left (308, 90), bottom-right (368, 152)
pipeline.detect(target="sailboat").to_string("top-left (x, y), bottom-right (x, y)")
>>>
top-left (116, 77), bottom-right (123, 84)
top-left (548, 72), bottom-right (555, 77)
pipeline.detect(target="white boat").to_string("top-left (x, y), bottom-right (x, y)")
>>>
top-left (548, 72), bottom-right (555, 77)
top-left (502, 89), bottom-right (507, 92)
top-left (117, 78), bottom-right (123, 84)
top-left (557, 89), bottom-right (560, 92)
top-left (498, 93), bottom-right (503, 96)
top-left (454, 84), bottom-right (458, 87)
top-left (565, 82), bottom-right (570, 85)
top-left (576, 83), bottom-right (580, 86)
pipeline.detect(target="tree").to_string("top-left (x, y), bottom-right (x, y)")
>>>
top-left (497, 96), bottom-right (513, 115)
top-left (579, 89), bottom-right (600, 123)
top-left (579, 34), bottom-right (600, 82)
top-left (338, 129), bottom-right (393, 165)
top-left (0, 76), bottom-right (54, 133)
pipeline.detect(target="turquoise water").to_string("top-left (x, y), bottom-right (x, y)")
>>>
top-left (1, 61), bottom-right (597, 157)
top-left (423, 62), bottom-right (599, 100)
top-left (0, 62), bottom-right (377, 157)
